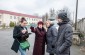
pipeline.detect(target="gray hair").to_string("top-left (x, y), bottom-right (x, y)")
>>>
top-left (46, 20), bottom-right (54, 25)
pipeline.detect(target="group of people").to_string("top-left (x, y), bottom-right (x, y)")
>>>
top-left (11, 11), bottom-right (73, 55)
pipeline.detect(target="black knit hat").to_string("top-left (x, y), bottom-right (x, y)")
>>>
top-left (58, 11), bottom-right (70, 22)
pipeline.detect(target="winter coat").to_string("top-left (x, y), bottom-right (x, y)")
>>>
top-left (30, 27), bottom-right (46, 55)
top-left (11, 25), bottom-right (29, 53)
top-left (46, 24), bottom-right (58, 54)
top-left (54, 22), bottom-right (73, 55)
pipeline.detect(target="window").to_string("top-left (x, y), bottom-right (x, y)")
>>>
top-left (10, 16), bottom-right (12, 19)
top-left (0, 15), bottom-right (1, 19)
top-left (34, 19), bottom-right (35, 21)
top-left (32, 19), bottom-right (33, 21)
top-left (14, 16), bottom-right (16, 19)
top-left (0, 21), bottom-right (1, 25)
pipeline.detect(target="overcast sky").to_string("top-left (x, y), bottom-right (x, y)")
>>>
top-left (0, 0), bottom-right (85, 19)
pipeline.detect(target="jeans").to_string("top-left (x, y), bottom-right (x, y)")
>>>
top-left (19, 46), bottom-right (26, 55)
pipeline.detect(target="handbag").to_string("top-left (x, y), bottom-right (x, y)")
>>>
top-left (20, 40), bottom-right (30, 50)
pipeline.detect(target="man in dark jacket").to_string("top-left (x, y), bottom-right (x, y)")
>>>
top-left (55, 10), bottom-right (73, 55)
top-left (46, 20), bottom-right (58, 55)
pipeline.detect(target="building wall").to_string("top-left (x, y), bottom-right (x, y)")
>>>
top-left (77, 18), bottom-right (85, 33)
top-left (0, 14), bottom-right (2, 25)
top-left (0, 13), bottom-right (42, 27)
top-left (1, 14), bottom-right (19, 26)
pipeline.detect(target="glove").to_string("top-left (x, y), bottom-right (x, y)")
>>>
top-left (21, 35), bottom-right (26, 40)
top-left (30, 26), bottom-right (34, 30)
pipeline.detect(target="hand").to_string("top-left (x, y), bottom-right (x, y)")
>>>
top-left (21, 35), bottom-right (27, 40)
top-left (30, 26), bottom-right (34, 29)
top-left (21, 30), bottom-right (27, 34)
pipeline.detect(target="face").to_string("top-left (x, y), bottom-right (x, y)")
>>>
top-left (38, 24), bottom-right (43, 28)
top-left (46, 22), bottom-right (50, 28)
top-left (21, 21), bottom-right (27, 27)
top-left (57, 17), bottom-right (63, 23)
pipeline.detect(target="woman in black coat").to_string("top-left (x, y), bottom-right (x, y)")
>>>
top-left (11, 18), bottom-right (30, 55)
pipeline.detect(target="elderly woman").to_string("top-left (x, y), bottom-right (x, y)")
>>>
top-left (45, 20), bottom-right (58, 55)
top-left (30, 21), bottom-right (46, 55)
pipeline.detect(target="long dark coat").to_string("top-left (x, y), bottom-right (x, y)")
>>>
top-left (55, 23), bottom-right (73, 55)
top-left (11, 25), bottom-right (29, 53)
top-left (30, 27), bottom-right (46, 55)
top-left (46, 24), bottom-right (58, 54)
